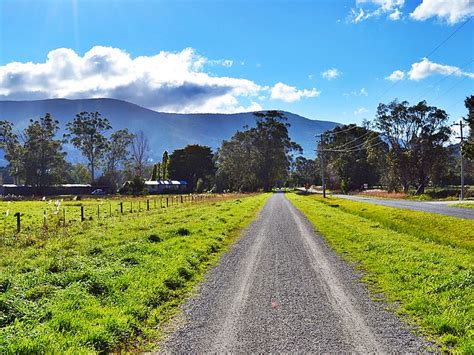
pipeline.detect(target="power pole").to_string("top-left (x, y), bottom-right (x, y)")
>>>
top-left (453, 119), bottom-right (465, 201)
top-left (319, 133), bottom-right (326, 198)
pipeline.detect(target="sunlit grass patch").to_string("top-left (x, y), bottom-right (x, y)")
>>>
top-left (287, 193), bottom-right (474, 353)
top-left (0, 193), bottom-right (269, 353)
top-left (448, 202), bottom-right (474, 209)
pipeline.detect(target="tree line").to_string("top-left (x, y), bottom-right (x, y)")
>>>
top-left (0, 96), bottom-right (472, 194)
top-left (294, 96), bottom-right (473, 195)
top-left (0, 112), bottom-right (148, 192)
top-left (0, 110), bottom-right (301, 194)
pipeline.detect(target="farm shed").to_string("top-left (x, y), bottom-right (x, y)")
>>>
top-left (0, 184), bottom-right (109, 196)
top-left (145, 180), bottom-right (188, 194)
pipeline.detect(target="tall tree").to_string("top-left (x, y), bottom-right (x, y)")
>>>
top-left (66, 112), bottom-right (111, 183)
top-left (464, 95), bottom-right (474, 160)
top-left (104, 128), bottom-right (134, 189)
top-left (130, 130), bottom-right (150, 178)
top-left (69, 163), bottom-right (91, 184)
top-left (290, 156), bottom-right (320, 187)
top-left (216, 129), bottom-right (259, 192)
top-left (252, 111), bottom-right (302, 191)
top-left (321, 124), bottom-right (387, 193)
top-left (22, 114), bottom-right (68, 189)
top-left (0, 120), bottom-right (23, 184)
top-left (162, 150), bottom-right (169, 180)
top-left (217, 111), bottom-right (301, 192)
top-left (168, 145), bottom-right (215, 191)
top-left (374, 100), bottom-right (451, 193)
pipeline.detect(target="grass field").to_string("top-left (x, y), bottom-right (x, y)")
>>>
top-left (0, 193), bottom-right (269, 353)
top-left (0, 195), bottom-right (200, 240)
top-left (356, 187), bottom-right (474, 201)
top-left (287, 193), bottom-right (474, 353)
top-left (448, 202), bottom-right (474, 209)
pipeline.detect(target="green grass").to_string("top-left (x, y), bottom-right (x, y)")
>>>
top-left (287, 193), bottom-right (474, 353)
top-left (0, 193), bottom-right (269, 353)
top-left (448, 202), bottom-right (474, 209)
top-left (0, 195), bottom-right (192, 238)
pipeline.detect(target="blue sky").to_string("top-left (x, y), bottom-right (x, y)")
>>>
top-left (0, 0), bottom-right (473, 126)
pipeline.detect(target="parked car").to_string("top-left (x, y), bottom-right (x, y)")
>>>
top-left (91, 189), bottom-right (106, 195)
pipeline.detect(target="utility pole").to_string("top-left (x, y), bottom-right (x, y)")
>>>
top-left (319, 133), bottom-right (326, 198)
top-left (453, 119), bottom-right (465, 201)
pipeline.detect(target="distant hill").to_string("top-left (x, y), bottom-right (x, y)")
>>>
top-left (0, 98), bottom-right (339, 162)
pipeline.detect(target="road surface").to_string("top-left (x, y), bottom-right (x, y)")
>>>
top-left (161, 193), bottom-right (431, 352)
top-left (335, 194), bottom-right (474, 219)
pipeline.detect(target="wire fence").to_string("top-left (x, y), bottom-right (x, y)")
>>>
top-left (0, 194), bottom-right (219, 244)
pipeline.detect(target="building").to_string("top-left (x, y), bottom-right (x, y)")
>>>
top-left (0, 184), bottom-right (108, 196)
top-left (145, 180), bottom-right (188, 194)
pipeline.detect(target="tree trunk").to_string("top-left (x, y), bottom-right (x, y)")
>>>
top-left (415, 182), bottom-right (425, 195)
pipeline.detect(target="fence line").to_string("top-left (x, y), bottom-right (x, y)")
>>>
top-left (0, 193), bottom-right (219, 243)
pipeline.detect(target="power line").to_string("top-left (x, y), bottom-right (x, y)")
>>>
top-left (371, 17), bottom-right (472, 106)
top-left (324, 124), bottom-right (359, 135)
top-left (325, 130), bottom-right (373, 150)
top-left (321, 136), bottom-right (385, 153)
top-left (424, 17), bottom-right (472, 59)
top-left (432, 74), bottom-right (470, 103)
top-left (321, 140), bottom-right (386, 153)
top-left (411, 58), bottom-right (474, 103)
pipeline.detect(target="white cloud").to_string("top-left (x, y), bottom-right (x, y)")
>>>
top-left (322, 68), bottom-right (341, 80)
top-left (385, 69), bottom-right (406, 81)
top-left (344, 88), bottom-right (369, 97)
top-left (410, 0), bottom-right (474, 24)
top-left (385, 58), bottom-right (474, 82)
top-left (270, 82), bottom-right (320, 103)
top-left (408, 57), bottom-right (474, 80)
top-left (350, 0), bottom-right (404, 23)
top-left (357, 0), bottom-right (404, 11)
top-left (389, 8), bottom-right (402, 20)
top-left (351, 8), bottom-right (366, 23)
top-left (0, 46), bottom-right (320, 113)
top-left (208, 59), bottom-right (233, 67)
top-left (354, 107), bottom-right (369, 115)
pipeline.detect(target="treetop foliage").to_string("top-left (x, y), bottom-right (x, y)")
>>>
top-left (216, 110), bottom-right (301, 192)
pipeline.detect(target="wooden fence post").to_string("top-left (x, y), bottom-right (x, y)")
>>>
top-left (14, 212), bottom-right (20, 233)
top-left (81, 206), bottom-right (84, 222)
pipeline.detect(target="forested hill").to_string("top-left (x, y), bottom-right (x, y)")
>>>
top-left (0, 98), bottom-right (339, 160)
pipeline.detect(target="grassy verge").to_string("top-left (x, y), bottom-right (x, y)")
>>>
top-left (448, 202), bottom-right (474, 209)
top-left (287, 193), bottom-right (473, 353)
top-left (0, 193), bottom-right (269, 353)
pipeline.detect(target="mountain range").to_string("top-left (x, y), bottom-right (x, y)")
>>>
top-left (0, 98), bottom-right (339, 162)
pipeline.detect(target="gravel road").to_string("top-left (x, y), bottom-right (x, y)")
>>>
top-left (161, 193), bottom-right (431, 353)
top-left (335, 194), bottom-right (474, 219)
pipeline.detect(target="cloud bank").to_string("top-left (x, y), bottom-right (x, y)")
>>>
top-left (350, 0), bottom-right (473, 24)
top-left (350, 0), bottom-right (405, 23)
top-left (270, 82), bottom-right (320, 103)
top-left (386, 58), bottom-right (474, 81)
top-left (0, 46), bottom-right (320, 113)
top-left (410, 0), bottom-right (474, 25)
